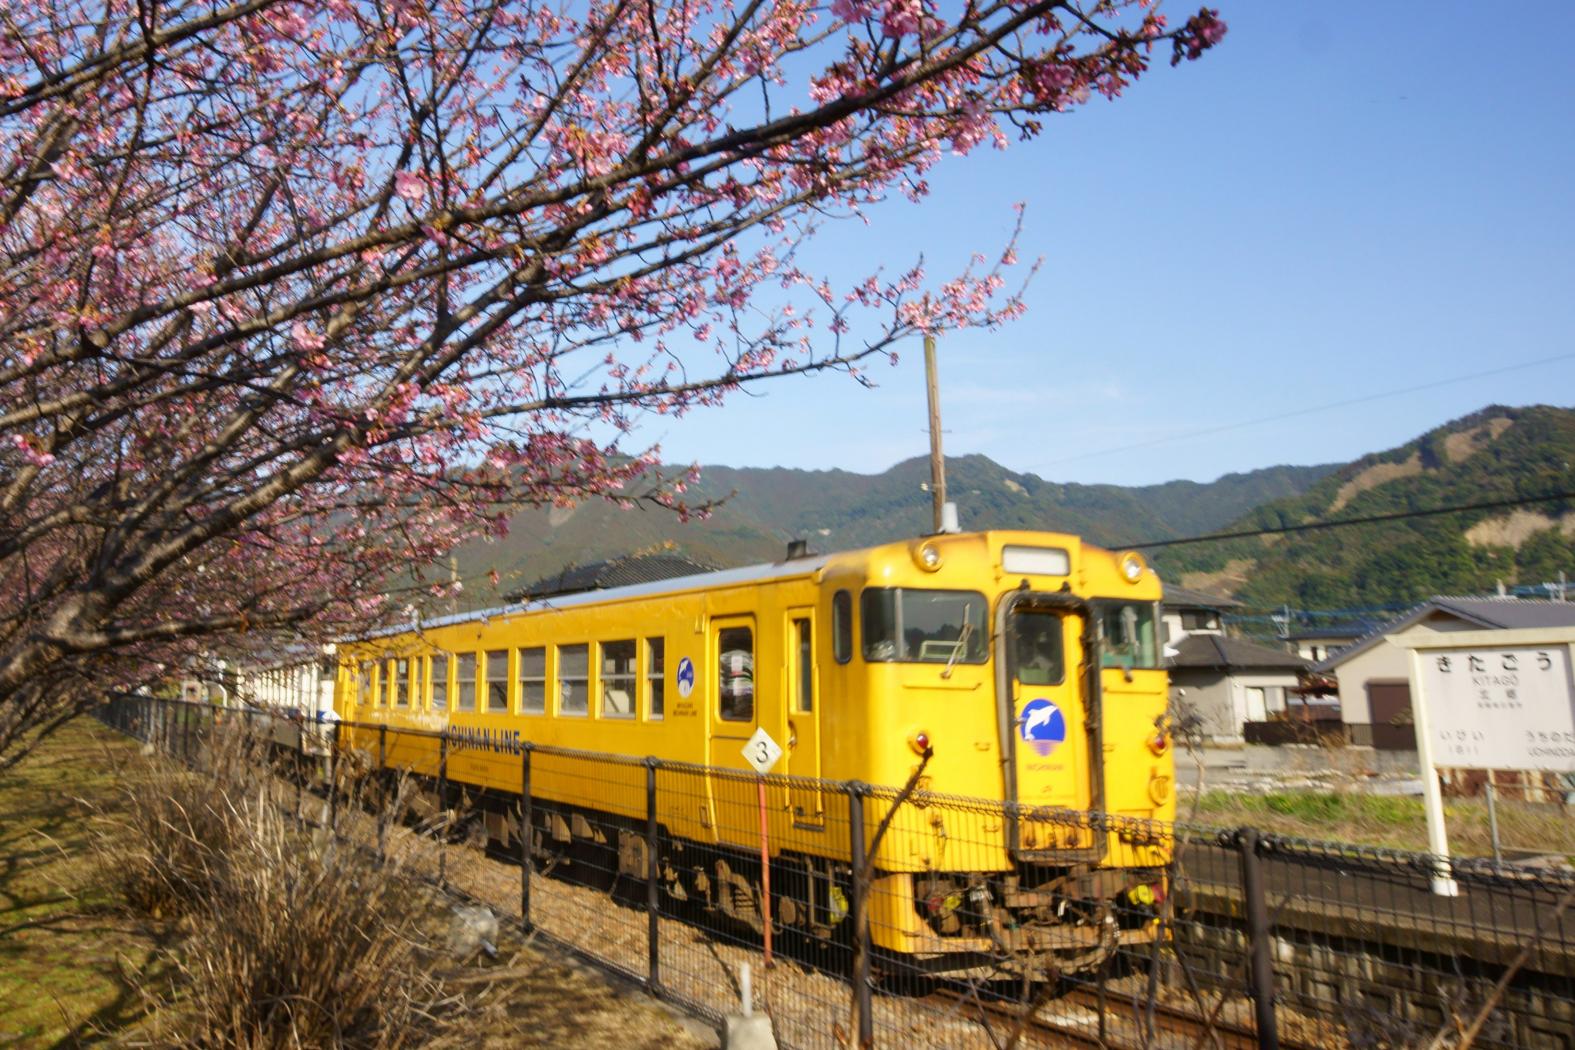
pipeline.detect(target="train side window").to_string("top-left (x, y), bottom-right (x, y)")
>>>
top-left (456, 653), bottom-right (477, 711)
top-left (718, 626), bottom-right (754, 722)
top-left (392, 658), bottom-right (409, 708)
top-left (430, 653), bottom-right (448, 710)
top-left (485, 649), bottom-right (510, 712)
top-left (832, 590), bottom-right (852, 664)
top-left (518, 647), bottom-right (546, 714)
top-left (558, 643), bottom-right (589, 716)
top-left (401, 658), bottom-right (414, 707)
top-left (601, 640), bottom-right (636, 719)
top-left (646, 637), bottom-right (665, 720)
top-left (792, 617), bottom-right (813, 712)
top-left (358, 661), bottom-right (373, 707)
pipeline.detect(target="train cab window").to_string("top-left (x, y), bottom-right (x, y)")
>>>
top-left (485, 649), bottom-right (509, 712)
top-left (1100, 603), bottom-right (1159, 670)
top-left (558, 643), bottom-right (589, 716)
top-left (718, 627), bottom-right (754, 722)
top-left (601, 640), bottom-right (636, 719)
top-left (861, 588), bottom-right (987, 665)
top-left (646, 637), bottom-right (665, 720)
top-left (518, 647), bottom-right (546, 714)
top-left (832, 590), bottom-right (852, 664)
top-left (430, 653), bottom-right (449, 710)
top-left (1011, 614), bottom-right (1065, 686)
top-left (456, 653), bottom-right (477, 711)
top-left (357, 661), bottom-right (373, 707)
top-left (792, 618), bottom-right (813, 712)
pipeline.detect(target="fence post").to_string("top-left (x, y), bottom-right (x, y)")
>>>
top-left (328, 721), bottom-right (340, 835)
top-left (437, 733), bottom-right (449, 888)
top-left (645, 757), bottom-right (662, 993)
top-left (1238, 828), bottom-right (1280, 1050)
top-left (295, 718), bottom-right (306, 823)
top-left (377, 724), bottom-right (389, 859)
top-left (847, 783), bottom-right (873, 1050)
top-left (520, 744), bottom-right (533, 931)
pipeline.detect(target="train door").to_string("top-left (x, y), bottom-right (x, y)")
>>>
top-left (707, 614), bottom-right (759, 768)
top-left (783, 608), bottom-right (823, 824)
top-left (1007, 607), bottom-right (1094, 851)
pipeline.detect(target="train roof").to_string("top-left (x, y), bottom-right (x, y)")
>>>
top-left (358, 551), bottom-right (836, 641)
top-left (349, 528), bottom-right (1125, 645)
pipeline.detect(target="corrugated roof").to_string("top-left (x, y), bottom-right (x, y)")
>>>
top-left (1167, 634), bottom-right (1310, 671)
top-left (1314, 596), bottom-right (1575, 672)
top-left (1428, 596), bottom-right (1575, 630)
top-left (1160, 584), bottom-right (1242, 610)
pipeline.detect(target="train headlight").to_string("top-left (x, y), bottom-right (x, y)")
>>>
top-left (1118, 551), bottom-right (1145, 583)
top-left (915, 543), bottom-right (943, 572)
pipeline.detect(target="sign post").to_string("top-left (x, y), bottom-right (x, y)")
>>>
top-left (742, 726), bottom-right (784, 965)
top-left (1396, 627), bottom-right (1575, 895)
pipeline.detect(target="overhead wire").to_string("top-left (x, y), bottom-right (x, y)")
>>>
top-left (1126, 488), bottom-right (1575, 550)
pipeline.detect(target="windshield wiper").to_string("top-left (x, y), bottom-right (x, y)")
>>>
top-left (942, 620), bottom-right (974, 679)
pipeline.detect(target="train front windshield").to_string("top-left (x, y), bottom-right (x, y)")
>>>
top-left (861, 588), bottom-right (988, 664)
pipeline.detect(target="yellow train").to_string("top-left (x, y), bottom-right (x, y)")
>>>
top-left (335, 529), bottom-right (1174, 974)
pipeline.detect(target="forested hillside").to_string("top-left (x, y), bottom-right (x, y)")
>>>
top-left (438, 455), bottom-right (1335, 609)
top-left (1152, 406), bottom-right (1575, 609)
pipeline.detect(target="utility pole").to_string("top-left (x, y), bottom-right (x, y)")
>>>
top-left (924, 333), bottom-right (946, 534)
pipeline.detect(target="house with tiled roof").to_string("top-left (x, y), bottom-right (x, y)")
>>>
top-left (1316, 596), bottom-right (1575, 750)
top-left (1161, 585), bottom-right (1310, 742)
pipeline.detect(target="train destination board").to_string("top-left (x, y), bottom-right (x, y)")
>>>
top-left (1417, 644), bottom-right (1575, 774)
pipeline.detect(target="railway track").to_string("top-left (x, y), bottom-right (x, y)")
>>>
top-left (925, 984), bottom-right (1310, 1050)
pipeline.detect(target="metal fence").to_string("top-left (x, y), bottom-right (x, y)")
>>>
top-left (96, 695), bottom-right (1575, 1050)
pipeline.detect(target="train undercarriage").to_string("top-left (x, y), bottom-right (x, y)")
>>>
top-left (386, 771), bottom-right (1166, 981)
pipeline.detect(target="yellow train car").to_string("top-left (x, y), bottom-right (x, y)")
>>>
top-left (336, 529), bottom-right (1174, 973)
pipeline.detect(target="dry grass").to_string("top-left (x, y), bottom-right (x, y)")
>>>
top-left (1, 715), bottom-right (716, 1048)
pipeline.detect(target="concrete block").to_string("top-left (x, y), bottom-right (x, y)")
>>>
top-left (723, 1014), bottom-right (776, 1050)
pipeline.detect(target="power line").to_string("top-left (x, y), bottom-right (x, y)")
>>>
top-left (1127, 488), bottom-right (1575, 551)
top-left (1041, 351), bottom-right (1575, 466)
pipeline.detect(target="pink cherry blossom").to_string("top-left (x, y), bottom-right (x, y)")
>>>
top-left (0, 0), bottom-right (1224, 768)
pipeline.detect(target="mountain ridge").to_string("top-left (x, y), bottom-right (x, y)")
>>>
top-left (438, 404), bottom-right (1574, 613)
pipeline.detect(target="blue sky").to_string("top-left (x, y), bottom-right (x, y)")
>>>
top-left (628, 0), bottom-right (1575, 487)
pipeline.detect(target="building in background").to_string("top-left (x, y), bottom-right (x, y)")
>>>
top-left (1161, 585), bottom-right (1312, 742)
top-left (1317, 596), bottom-right (1575, 750)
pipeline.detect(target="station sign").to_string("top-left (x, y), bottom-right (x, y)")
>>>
top-left (1397, 627), bottom-right (1575, 895)
top-left (1416, 644), bottom-right (1575, 773)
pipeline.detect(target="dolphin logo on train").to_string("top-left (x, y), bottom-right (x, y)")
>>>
top-left (1018, 698), bottom-right (1066, 757)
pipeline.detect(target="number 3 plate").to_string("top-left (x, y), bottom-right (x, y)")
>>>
top-left (741, 726), bottom-right (783, 775)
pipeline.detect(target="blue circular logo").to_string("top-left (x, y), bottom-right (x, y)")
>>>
top-left (676, 657), bottom-right (695, 698)
top-left (1019, 698), bottom-right (1066, 757)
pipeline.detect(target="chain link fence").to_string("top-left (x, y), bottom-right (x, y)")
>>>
top-left (97, 694), bottom-right (1575, 1049)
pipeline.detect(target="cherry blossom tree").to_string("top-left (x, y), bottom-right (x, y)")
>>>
top-left (0, 0), bottom-right (1225, 766)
